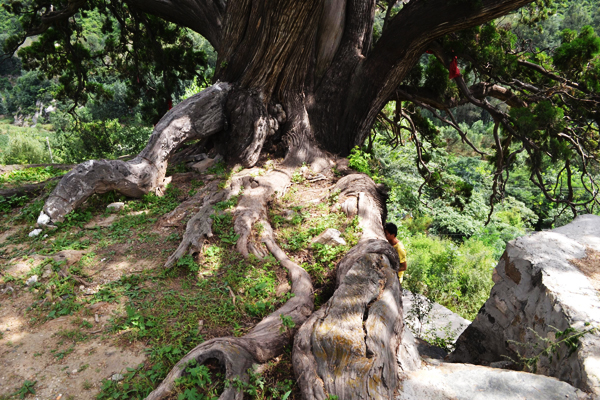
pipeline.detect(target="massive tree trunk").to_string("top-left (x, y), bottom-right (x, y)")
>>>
top-left (35, 0), bottom-right (540, 398)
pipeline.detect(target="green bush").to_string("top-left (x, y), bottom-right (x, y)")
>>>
top-left (2, 133), bottom-right (49, 164)
top-left (403, 234), bottom-right (495, 320)
top-left (53, 117), bottom-right (152, 162)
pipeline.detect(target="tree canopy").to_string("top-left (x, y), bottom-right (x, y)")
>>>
top-left (3, 0), bottom-right (599, 217)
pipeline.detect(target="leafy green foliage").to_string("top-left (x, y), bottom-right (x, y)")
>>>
top-left (0, 166), bottom-right (66, 188)
top-left (554, 25), bottom-right (600, 78)
top-left (403, 235), bottom-right (496, 319)
top-left (506, 325), bottom-right (596, 373)
top-left (0, 193), bottom-right (28, 213)
top-left (53, 117), bottom-right (152, 162)
top-left (175, 360), bottom-right (221, 400)
top-left (5, 1), bottom-right (211, 125)
top-left (14, 380), bottom-right (36, 399)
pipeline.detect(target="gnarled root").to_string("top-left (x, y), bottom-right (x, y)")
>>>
top-left (234, 168), bottom-right (292, 258)
top-left (38, 82), bottom-right (231, 226)
top-left (292, 174), bottom-right (420, 400)
top-left (146, 220), bottom-right (313, 400)
top-left (163, 180), bottom-right (236, 268)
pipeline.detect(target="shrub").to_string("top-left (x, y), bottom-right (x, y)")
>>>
top-left (403, 234), bottom-right (495, 320)
top-left (2, 134), bottom-right (49, 164)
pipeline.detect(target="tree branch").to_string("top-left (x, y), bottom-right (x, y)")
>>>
top-left (125, 0), bottom-right (224, 50)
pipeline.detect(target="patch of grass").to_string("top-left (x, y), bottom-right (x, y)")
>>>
top-left (0, 166), bottom-right (67, 188)
top-left (50, 345), bottom-right (75, 359)
top-left (0, 194), bottom-right (29, 213)
top-left (56, 328), bottom-right (89, 343)
top-left (128, 184), bottom-right (183, 216)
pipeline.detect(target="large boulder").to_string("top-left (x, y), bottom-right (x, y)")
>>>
top-left (398, 362), bottom-right (590, 399)
top-left (450, 214), bottom-right (600, 396)
top-left (402, 290), bottom-right (471, 348)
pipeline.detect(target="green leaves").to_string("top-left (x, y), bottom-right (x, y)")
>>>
top-left (554, 25), bottom-right (600, 76)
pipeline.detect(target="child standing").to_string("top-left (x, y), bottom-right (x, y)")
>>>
top-left (384, 222), bottom-right (407, 283)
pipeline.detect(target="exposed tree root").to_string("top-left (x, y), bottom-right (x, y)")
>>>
top-left (158, 180), bottom-right (219, 228)
top-left (292, 174), bottom-right (420, 400)
top-left (163, 181), bottom-right (230, 268)
top-left (37, 83), bottom-right (231, 226)
top-left (0, 177), bottom-right (62, 198)
top-left (146, 218), bottom-right (313, 400)
top-left (234, 168), bottom-right (292, 258)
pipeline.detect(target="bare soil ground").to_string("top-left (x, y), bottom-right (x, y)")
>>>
top-left (570, 247), bottom-right (600, 291)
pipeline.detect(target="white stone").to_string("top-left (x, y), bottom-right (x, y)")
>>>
top-left (26, 275), bottom-right (38, 286)
top-left (111, 373), bottom-right (124, 381)
top-left (37, 211), bottom-right (51, 226)
top-left (28, 229), bottom-right (42, 237)
top-left (311, 228), bottom-right (347, 246)
top-left (397, 362), bottom-right (586, 399)
top-left (106, 202), bottom-right (125, 212)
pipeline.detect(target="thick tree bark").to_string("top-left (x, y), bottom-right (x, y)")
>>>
top-left (293, 174), bottom-right (420, 400)
top-left (37, 83), bottom-right (230, 226)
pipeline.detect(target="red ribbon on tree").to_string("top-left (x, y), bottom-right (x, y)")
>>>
top-left (168, 99), bottom-right (173, 110)
top-left (449, 56), bottom-right (460, 79)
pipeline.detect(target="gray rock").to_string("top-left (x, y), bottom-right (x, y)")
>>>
top-left (450, 214), bottom-right (600, 397)
top-left (311, 228), bottom-right (347, 246)
top-left (26, 275), bottom-right (38, 286)
top-left (106, 202), bottom-right (125, 212)
top-left (398, 362), bottom-right (589, 400)
top-left (403, 290), bottom-right (471, 346)
top-left (37, 211), bottom-right (51, 226)
top-left (111, 373), bottom-right (124, 381)
top-left (41, 267), bottom-right (52, 279)
top-left (191, 157), bottom-right (218, 173)
top-left (28, 229), bottom-right (42, 237)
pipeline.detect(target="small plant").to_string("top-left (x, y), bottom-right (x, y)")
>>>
top-left (505, 325), bottom-right (595, 373)
top-left (14, 380), bottom-right (36, 399)
top-left (254, 222), bottom-right (264, 235)
top-left (51, 345), bottom-right (75, 359)
top-left (175, 359), bottom-right (221, 400)
top-left (279, 314), bottom-right (296, 333)
top-left (177, 254), bottom-right (199, 273)
top-left (405, 292), bottom-right (433, 338)
top-left (328, 189), bottom-right (341, 206)
top-left (291, 169), bottom-right (305, 183)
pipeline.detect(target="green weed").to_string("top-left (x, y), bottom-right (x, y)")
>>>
top-left (0, 166), bottom-right (67, 188)
top-left (279, 314), bottom-right (295, 333)
top-left (14, 380), bottom-right (36, 399)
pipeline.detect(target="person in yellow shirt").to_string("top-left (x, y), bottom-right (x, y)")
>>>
top-left (384, 222), bottom-right (407, 283)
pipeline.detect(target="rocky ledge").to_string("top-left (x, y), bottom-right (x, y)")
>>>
top-left (449, 214), bottom-right (600, 396)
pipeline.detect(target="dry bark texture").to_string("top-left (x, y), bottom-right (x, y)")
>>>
top-left (292, 174), bottom-right (419, 400)
top-left (38, 83), bottom-right (231, 226)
